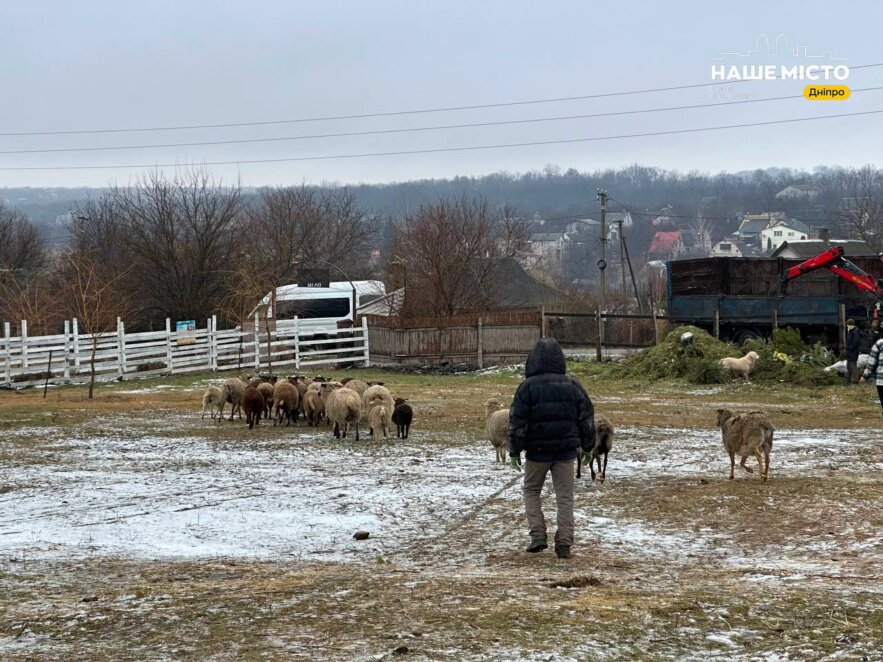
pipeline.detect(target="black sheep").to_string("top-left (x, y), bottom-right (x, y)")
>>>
top-left (392, 397), bottom-right (413, 439)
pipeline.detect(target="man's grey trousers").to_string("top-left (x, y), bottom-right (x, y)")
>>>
top-left (522, 459), bottom-right (575, 547)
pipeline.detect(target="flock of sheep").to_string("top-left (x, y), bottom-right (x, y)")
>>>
top-left (200, 375), bottom-right (413, 441)
top-left (485, 398), bottom-right (774, 483)
top-left (200, 370), bottom-right (774, 483)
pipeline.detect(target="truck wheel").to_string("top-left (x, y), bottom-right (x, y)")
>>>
top-left (734, 328), bottom-right (763, 345)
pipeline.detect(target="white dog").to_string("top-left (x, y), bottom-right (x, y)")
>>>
top-left (719, 351), bottom-right (760, 382)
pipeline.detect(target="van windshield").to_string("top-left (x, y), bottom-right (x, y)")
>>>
top-left (275, 297), bottom-right (350, 319)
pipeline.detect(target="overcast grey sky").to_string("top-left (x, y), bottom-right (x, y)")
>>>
top-left (1, 0), bottom-right (881, 187)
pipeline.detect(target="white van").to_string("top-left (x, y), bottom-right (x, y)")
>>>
top-left (256, 280), bottom-right (386, 336)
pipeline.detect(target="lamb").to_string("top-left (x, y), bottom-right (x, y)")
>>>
top-left (368, 404), bottom-right (389, 441)
top-left (272, 381), bottom-right (300, 426)
top-left (242, 385), bottom-right (266, 430)
top-left (325, 383), bottom-right (362, 439)
top-left (340, 377), bottom-right (368, 396)
top-left (201, 386), bottom-right (225, 420)
top-left (362, 384), bottom-right (394, 435)
top-left (222, 377), bottom-right (248, 421)
top-left (392, 397), bottom-right (413, 439)
top-left (719, 351), bottom-right (760, 382)
top-left (485, 398), bottom-right (509, 463)
top-left (715, 408), bottom-right (774, 481)
top-left (587, 415), bottom-right (615, 483)
top-left (303, 389), bottom-right (324, 426)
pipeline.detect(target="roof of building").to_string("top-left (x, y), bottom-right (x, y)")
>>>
top-left (779, 184), bottom-right (821, 192)
top-left (770, 240), bottom-right (879, 259)
top-left (768, 218), bottom-right (811, 234)
top-left (530, 232), bottom-right (567, 243)
top-left (738, 218), bottom-right (770, 233)
top-left (714, 239), bottom-right (760, 257)
top-left (648, 231), bottom-right (682, 255)
top-left (481, 257), bottom-right (567, 308)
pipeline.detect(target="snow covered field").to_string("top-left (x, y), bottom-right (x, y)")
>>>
top-left (1, 373), bottom-right (882, 660)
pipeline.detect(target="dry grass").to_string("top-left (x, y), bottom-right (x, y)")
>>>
top-left (1, 366), bottom-right (882, 659)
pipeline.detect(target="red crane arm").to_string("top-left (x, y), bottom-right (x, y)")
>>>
top-left (783, 245), bottom-right (883, 299)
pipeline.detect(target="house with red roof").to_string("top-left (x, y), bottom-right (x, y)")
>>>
top-left (646, 231), bottom-right (685, 262)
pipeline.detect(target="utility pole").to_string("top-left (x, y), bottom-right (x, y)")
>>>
top-left (597, 189), bottom-right (608, 312)
top-left (617, 218), bottom-right (627, 305)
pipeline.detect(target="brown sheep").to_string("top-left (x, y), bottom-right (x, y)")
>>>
top-left (303, 389), bottom-right (324, 426)
top-left (272, 381), bottom-right (300, 426)
top-left (257, 382), bottom-right (276, 419)
top-left (716, 408), bottom-right (774, 481)
top-left (588, 415), bottom-right (615, 483)
top-left (288, 376), bottom-right (310, 417)
top-left (242, 386), bottom-right (265, 430)
top-left (340, 377), bottom-right (368, 396)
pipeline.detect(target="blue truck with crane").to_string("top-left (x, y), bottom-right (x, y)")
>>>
top-left (667, 247), bottom-right (883, 346)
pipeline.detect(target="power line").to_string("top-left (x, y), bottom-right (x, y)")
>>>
top-left (1, 108), bottom-right (881, 172)
top-left (2, 63), bottom-right (882, 138)
top-left (4, 86), bottom-right (882, 156)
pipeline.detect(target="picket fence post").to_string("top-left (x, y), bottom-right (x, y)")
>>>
top-left (166, 318), bottom-right (174, 375)
top-left (3, 322), bottom-right (10, 384)
top-left (294, 316), bottom-right (300, 371)
top-left (210, 315), bottom-right (218, 371)
top-left (20, 320), bottom-right (28, 370)
top-left (253, 311), bottom-right (260, 370)
top-left (362, 316), bottom-right (370, 367)
top-left (62, 320), bottom-right (71, 382)
top-left (117, 318), bottom-right (126, 379)
top-left (72, 318), bottom-right (81, 375)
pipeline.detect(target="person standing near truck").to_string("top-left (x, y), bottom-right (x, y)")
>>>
top-left (846, 319), bottom-right (862, 385)
top-left (860, 336), bottom-right (883, 417)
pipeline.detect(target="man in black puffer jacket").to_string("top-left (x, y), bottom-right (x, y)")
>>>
top-left (508, 338), bottom-right (595, 559)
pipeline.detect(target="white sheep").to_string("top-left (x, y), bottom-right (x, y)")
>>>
top-left (368, 403), bottom-right (389, 441)
top-left (716, 408), bottom-right (774, 481)
top-left (485, 398), bottom-right (509, 463)
top-left (362, 384), bottom-right (393, 436)
top-left (326, 383), bottom-right (362, 439)
top-left (201, 386), bottom-right (225, 420)
top-left (222, 377), bottom-right (248, 421)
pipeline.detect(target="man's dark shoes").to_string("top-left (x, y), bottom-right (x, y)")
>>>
top-left (525, 540), bottom-right (548, 553)
top-left (555, 545), bottom-right (572, 559)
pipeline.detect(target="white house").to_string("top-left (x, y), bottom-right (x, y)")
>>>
top-left (760, 218), bottom-right (810, 254)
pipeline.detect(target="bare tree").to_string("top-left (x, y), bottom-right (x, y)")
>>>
top-left (393, 197), bottom-right (528, 316)
top-left (836, 165), bottom-right (883, 252)
top-left (72, 170), bottom-right (243, 327)
top-left (0, 202), bottom-right (47, 281)
top-left (58, 250), bottom-right (137, 399)
top-left (0, 271), bottom-right (63, 336)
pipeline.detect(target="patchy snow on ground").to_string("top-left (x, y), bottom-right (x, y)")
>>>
top-left (1, 418), bottom-right (880, 566)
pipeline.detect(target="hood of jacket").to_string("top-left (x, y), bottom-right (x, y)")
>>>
top-left (524, 338), bottom-right (567, 378)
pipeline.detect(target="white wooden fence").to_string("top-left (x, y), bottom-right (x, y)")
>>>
top-left (0, 315), bottom-right (370, 389)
